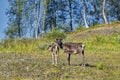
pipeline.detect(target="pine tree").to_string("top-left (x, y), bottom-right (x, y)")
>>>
top-left (6, 0), bottom-right (26, 39)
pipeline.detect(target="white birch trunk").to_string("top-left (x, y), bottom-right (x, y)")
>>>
top-left (34, 2), bottom-right (38, 39)
top-left (83, 7), bottom-right (89, 28)
top-left (83, 0), bottom-right (89, 28)
top-left (35, 19), bottom-right (38, 39)
top-left (102, 0), bottom-right (108, 24)
top-left (42, 0), bottom-right (46, 35)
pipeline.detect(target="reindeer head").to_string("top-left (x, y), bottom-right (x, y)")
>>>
top-left (56, 39), bottom-right (63, 49)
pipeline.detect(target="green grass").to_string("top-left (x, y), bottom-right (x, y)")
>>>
top-left (0, 23), bottom-right (120, 80)
top-left (0, 52), bottom-right (119, 80)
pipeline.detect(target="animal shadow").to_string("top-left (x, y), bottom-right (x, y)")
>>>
top-left (79, 63), bottom-right (96, 67)
top-left (59, 63), bottom-right (96, 68)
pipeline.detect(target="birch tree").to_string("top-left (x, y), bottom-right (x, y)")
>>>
top-left (102, 0), bottom-right (108, 24)
top-left (83, 0), bottom-right (89, 28)
top-left (42, 0), bottom-right (47, 35)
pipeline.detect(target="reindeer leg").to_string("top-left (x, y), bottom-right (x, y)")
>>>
top-left (81, 50), bottom-right (85, 66)
top-left (52, 53), bottom-right (55, 65)
top-left (57, 52), bottom-right (60, 65)
top-left (55, 53), bottom-right (58, 65)
top-left (67, 53), bottom-right (71, 65)
top-left (54, 51), bottom-right (59, 65)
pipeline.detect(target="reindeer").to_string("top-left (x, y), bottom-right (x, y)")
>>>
top-left (48, 43), bottom-right (59, 65)
top-left (56, 39), bottom-right (85, 66)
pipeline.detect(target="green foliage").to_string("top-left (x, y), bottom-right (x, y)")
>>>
top-left (6, 0), bottom-right (26, 38)
top-left (46, 29), bottom-right (66, 40)
top-left (5, 24), bottom-right (18, 39)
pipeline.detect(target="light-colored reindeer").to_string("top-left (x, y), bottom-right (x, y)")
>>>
top-left (48, 43), bottom-right (59, 65)
top-left (56, 39), bottom-right (85, 66)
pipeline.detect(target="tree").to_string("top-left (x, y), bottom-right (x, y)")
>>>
top-left (42, 0), bottom-right (47, 35)
top-left (6, 0), bottom-right (120, 39)
top-left (47, 0), bottom-right (57, 30)
top-left (5, 23), bottom-right (17, 39)
top-left (34, 0), bottom-right (41, 39)
top-left (24, 0), bottom-right (43, 38)
top-left (6, 0), bottom-right (26, 38)
top-left (107, 0), bottom-right (120, 21)
top-left (90, 0), bottom-right (102, 25)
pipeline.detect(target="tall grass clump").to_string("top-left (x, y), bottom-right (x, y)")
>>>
top-left (97, 62), bottom-right (105, 70)
top-left (86, 32), bottom-right (120, 53)
top-left (0, 38), bottom-right (43, 53)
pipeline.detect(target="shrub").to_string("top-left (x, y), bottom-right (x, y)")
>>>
top-left (97, 62), bottom-right (105, 70)
top-left (46, 29), bottom-right (66, 40)
top-left (38, 44), bottom-right (48, 50)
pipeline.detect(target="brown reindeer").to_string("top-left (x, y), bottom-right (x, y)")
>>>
top-left (48, 43), bottom-right (59, 65)
top-left (56, 39), bottom-right (85, 66)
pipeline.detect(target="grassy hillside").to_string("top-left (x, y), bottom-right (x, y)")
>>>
top-left (0, 22), bottom-right (120, 80)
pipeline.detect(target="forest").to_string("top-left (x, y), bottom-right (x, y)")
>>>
top-left (5, 0), bottom-right (120, 39)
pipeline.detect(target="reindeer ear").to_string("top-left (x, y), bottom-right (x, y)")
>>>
top-left (55, 38), bottom-right (58, 42)
top-left (55, 38), bottom-right (58, 40)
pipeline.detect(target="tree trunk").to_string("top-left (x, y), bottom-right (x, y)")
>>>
top-left (17, 1), bottom-right (22, 38)
top-left (102, 0), bottom-right (108, 24)
top-left (53, 0), bottom-right (57, 29)
top-left (18, 17), bottom-right (21, 38)
top-left (34, 3), bottom-right (38, 39)
top-left (69, 0), bottom-right (73, 31)
top-left (42, 0), bottom-right (47, 35)
top-left (34, 1), bottom-right (41, 39)
top-left (83, 0), bottom-right (89, 28)
top-left (37, 0), bottom-right (41, 36)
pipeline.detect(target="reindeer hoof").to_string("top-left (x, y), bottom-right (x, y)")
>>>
top-left (81, 64), bottom-right (86, 67)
